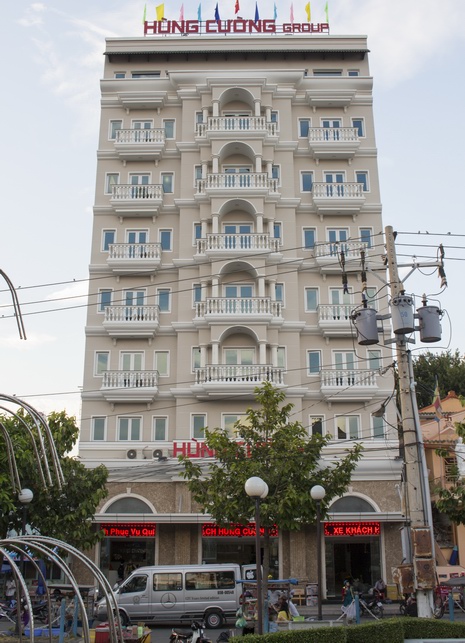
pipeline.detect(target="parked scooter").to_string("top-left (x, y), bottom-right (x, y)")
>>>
top-left (0, 598), bottom-right (48, 624)
top-left (169, 621), bottom-right (212, 643)
top-left (359, 588), bottom-right (384, 618)
top-left (399, 594), bottom-right (417, 617)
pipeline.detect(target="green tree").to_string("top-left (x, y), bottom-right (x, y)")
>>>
top-left (434, 421), bottom-right (465, 525)
top-left (413, 349), bottom-right (465, 409)
top-left (0, 410), bottom-right (108, 549)
top-left (180, 382), bottom-right (362, 581)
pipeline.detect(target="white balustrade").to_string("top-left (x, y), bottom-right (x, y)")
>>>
top-left (308, 127), bottom-right (358, 142)
top-left (313, 182), bottom-right (364, 199)
top-left (104, 305), bottom-right (159, 323)
top-left (196, 117), bottom-right (278, 136)
top-left (108, 243), bottom-right (162, 261)
top-left (111, 184), bottom-right (164, 200)
top-left (318, 304), bottom-right (352, 322)
top-left (196, 173), bottom-right (278, 194)
top-left (196, 233), bottom-right (280, 254)
top-left (102, 370), bottom-right (159, 389)
top-left (195, 298), bottom-right (281, 318)
top-left (320, 369), bottom-right (377, 388)
top-left (194, 365), bottom-right (284, 385)
top-left (115, 128), bottom-right (165, 144)
top-left (314, 241), bottom-right (366, 260)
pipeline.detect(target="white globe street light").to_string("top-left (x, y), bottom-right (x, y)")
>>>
top-left (245, 476), bottom-right (268, 634)
top-left (310, 485), bottom-right (326, 621)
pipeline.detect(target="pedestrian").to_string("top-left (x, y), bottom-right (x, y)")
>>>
top-left (341, 580), bottom-right (356, 623)
top-left (5, 576), bottom-right (16, 606)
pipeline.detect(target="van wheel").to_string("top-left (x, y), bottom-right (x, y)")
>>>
top-left (205, 610), bottom-right (223, 629)
top-left (118, 610), bottom-right (130, 627)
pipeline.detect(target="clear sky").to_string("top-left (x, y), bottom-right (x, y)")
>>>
top-left (1, 0), bottom-right (464, 423)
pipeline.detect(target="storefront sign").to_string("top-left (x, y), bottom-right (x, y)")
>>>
top-left (324, 522), bottom-right (381, 537)
top-left (101, 523), bottom-right (156, 538)
top-left (202, 523), bottom-right (278, 538)
top-left (144, 20), bottom-right (329, 36)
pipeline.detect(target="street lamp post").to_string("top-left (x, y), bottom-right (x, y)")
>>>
top-left (17, 488), bottom-right (33, 634)
top-left (310, 485), bottom-right (326, 621)
top-left (245, 476), bottom-right (268, 635)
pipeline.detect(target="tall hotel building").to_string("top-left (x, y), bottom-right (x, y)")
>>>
top-left (79, 25), bottom-right (403, 597)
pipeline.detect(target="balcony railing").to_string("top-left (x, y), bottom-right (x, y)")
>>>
top-left (196, 233), bottom-right (280, 255)
top-left (320, 369), bottom-right (378, 401)
top-left (312, 182), bottom-right (366, 217)
top-left (101, 370), bottom-right (159, 403)
top-left (314, 241), bottom-right (373, 272)
top-left (110, 184), bottom-right (164, 217)
top-left (115, 128), bottom-right (165, 144)
top-left (196, 117), bottom-right (278, 137)
top-left (108, 242), bottom-right (162, 262)
top-left (309, 127), bottom-right (359, 143)
top-left (113, 129), bottom-right (167, 161)
top-left (195, 298), bottom-right (282, 318)
top-left (102, 305), bottom-right (160, 338)
top-left (196, 173), bottom-right (278, 195)
top-left (194, 364), bottom-right (284, 385)
top-left (318, 304), bottom-right (352, 322)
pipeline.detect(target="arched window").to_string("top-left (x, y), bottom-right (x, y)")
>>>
top-left (330, 496), bottom-right (376, 513)
top-left (104, 498), bottom-right (153, 514)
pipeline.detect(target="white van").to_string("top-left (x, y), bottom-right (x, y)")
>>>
top-left (95, 564), bottom-right (242, 628)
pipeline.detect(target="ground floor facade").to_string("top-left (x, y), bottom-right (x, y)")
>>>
top-left (74, 465), bottom-right (404, 598)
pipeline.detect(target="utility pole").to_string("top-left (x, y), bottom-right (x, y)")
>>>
top-left (385, 225), bottom-right (435, 618)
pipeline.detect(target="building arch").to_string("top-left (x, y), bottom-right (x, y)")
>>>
top-left (329, 493), bottom-right (381, 514)
top-left (101, 493), bottom-right (156, 515)
top-left (218, 87), bottom-right (257, 111)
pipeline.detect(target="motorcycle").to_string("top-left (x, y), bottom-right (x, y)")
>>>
top-left (359, 588), bottom-right (384, 618)
top-left (0, 598), bottom-right (49, 624)
top-left (169, 621), bottom-right (212, 643)
top-left (399, 594), bottom-right (417, 617)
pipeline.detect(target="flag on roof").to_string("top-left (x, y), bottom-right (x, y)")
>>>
top-left (215, 3), bottom-right (220, 20)
top-left (324, 0), bottom-right (329, 22)
top-left (235, 0), bottom-right (240, 14)
top-left (255, 1), bottom-right (260, 21)
top-left (304, 1), bottom-right (310, 21)
top-left (156, 3), bottom-right (165, 20)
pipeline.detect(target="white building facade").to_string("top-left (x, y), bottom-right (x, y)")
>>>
top-left (79, 27), bottom-right (403, 597)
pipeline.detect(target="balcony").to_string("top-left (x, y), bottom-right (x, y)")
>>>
top-left (107, 243), bottom-right (162, 275)
top-left (195, 173), bottom-right (279, 199)
top-left (194, 298), bottom-right (283, 326)
top-left (102, 305), bottom-right (160, 338)
top-left (101, 370), bottom-right (158, 403)
top-left (110, 184), bottom-right (164, 218)
top-left (191, 364), bottom-right (284, 398)
top-left (312, 182), bottom-right (365, 218)
top-left (314, 241), bottom-right (367, 273)
top-left (196, 233), bottom-right (281, 261)
top-left (308, 127), bottom-right (360, 160)
top-left (114, 128), bottom-right (166, 161)
top-left (320, 369), bottom-right (378, 401)
top-left (196, 117), bottom-right (278, 141)
top-left (318, 305), bottom-right (355, 338)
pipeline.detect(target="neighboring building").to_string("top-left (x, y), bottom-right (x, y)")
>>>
top-left (78, 25), bottom-right (403, 597)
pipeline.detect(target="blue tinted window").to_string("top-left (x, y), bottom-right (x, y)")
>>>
top-left (308, 351), bottom-right (321, 374)
top-left (304, 228), bottom-right (316, 249)
top-left (158, 289), bottom-right (170, 311)
top-left (160, 230), bottom-right (172, 250)
top-left (99, 290), bottom-right (112, 311)
top-left (103, 230), bottom-right (115, 251)
top-left (299, 119), bottom-right (310, 137)
top-left (302, 172), bottom-right (313, 192)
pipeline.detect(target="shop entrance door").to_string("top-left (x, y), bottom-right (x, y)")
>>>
top-left (325, 537), bottom-right (381, 597)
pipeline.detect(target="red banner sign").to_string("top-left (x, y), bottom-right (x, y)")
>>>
top-left (144, 20), bottom-right (329, 36)
top-left (202, 523), bottom-right (278, 538)
top-left (101, 523), bottom-right (156, 538)
top-left (324, 522), bottom-right (381, 537)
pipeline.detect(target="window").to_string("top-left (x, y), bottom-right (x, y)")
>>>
top-left (162, 173), bottom-right (174, 193)
top-left (193, 283), bottom-right (202, 304)
top-left (153, 573), bottom-right (182, 592)
top-left (124, 290), bottom-right (145, 317)
top-left (303, 228), bottom-right (316, 249)
top-left (105, 173), bottom-right (119, 194)
top-left (271, 165), bottom-right (280, 181)
top-left (192, 414), bottom-right (206, 440)
top-left (307, 350), bottom-right (321, 375)
top-left (299, 119), bottom-right (310, 137)
top-left (114, 72), bottom-right (126, 78)
top-left (195, 111), bottom-right (204, 124)
top-left (118, 417), bottom-right (141, 441)
top-left (372, 416), bottom-right (385, 439)
top-left (120, 575), bottom-right (148, 594)
top-left (131, 72), bottom-right (161, 78)
top-left (336, 416), bottom-right (360, 440)
top-left (157, 288), bottom-right (171, 312)
top-left (324, 172), bottom-right (345, 196)
top-left (301, 171), bottom-right (313, 192)
top-left (223, 415), bottom-right (245, 437)
top-left (365, 286), bottom-right (377, 310)
top-left (132, 120), bottom-right (153, 142)
top-left (185, 571), bottom-right (236, 591)
top-left (352, 118), bottom-right (364, 137)
top-left (328, 228), bottom-right (348, 254)
top-left (92, 417), bottom-right (106, 441)
top-left (155, 351), bottom-right (169, 376)
top-left (305, 288), bottom-right (318, 312)
top-left (192, 347), bottom-right (201, 370)
top-left (98, 289), bottom-right (112, 312)
top-left (275, 283), bottom-right (284, 304)
top-left (310, 416), bottom-right (323, 437)
top-left (94, 352), bottom-right (109, 376)
top-left (277, 347), bottom-right (286, 369)
top-left (313, 70), bottom-right (342, 76)
top-left (348, 70), bottom-right (360, 77)
top-left (334, 351), bottom-right (356, 370)
top-left (224, 348), bottom-right (254, 365)
top-left (368, 350), bottom-right (381, 371)
top-left (194, 166), bottom-right (202, 182)
top-left (121, 352), bottom-right (143, 371)
top-left (102, 229), bottom-right (116, 252)
top-left (153, 417), bottom-right (167, 441)
top-left (270, 111), bottom-right (278, 124)
top-left (356, 171), bottom-right (369, 192)
top-left (109, 120), bottom-right (122, 140)
top-left (273, 222), bottom-right (282, 241)
top-left (194, 223), bottom-right (202, 242)
top-left (163, 119), bottom-right (175, 138)
top-left (159, 229), bottom-right (172, 251)
top-left (360, 228), bottom-right (373, 248)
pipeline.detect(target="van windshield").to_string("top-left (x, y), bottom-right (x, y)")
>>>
top-left (120, 574), bottom-right (148, 594)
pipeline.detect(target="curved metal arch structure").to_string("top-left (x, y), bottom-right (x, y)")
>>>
top-left (0, 535), bottom-right (122, 643)
top-left (0, 395), bottom-right (64, 495)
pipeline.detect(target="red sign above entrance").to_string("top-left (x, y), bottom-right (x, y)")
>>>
top-left (101, 523), bottom-right (156, 538)
top-left (324, 522), bottom-right (381, 537)
top-left (202, 523), bottom-right (278, 538)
